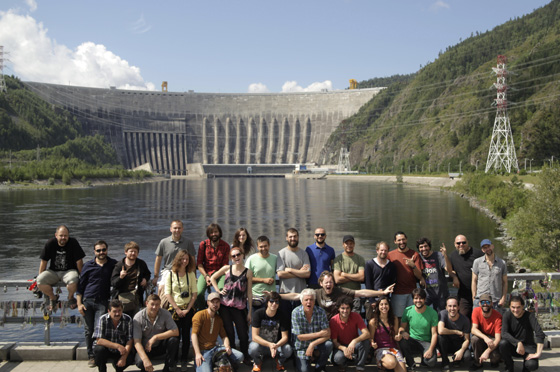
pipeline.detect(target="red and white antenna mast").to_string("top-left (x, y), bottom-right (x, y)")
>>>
top-left (485, 55), bottom-right (519, 173)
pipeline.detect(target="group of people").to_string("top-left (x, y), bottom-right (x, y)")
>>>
top-left (36, 224), bottom-right (545, 372)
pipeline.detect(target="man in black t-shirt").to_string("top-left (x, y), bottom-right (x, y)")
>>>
top-left (448, 234), bottom-right (483, 319)
top-left (248, 292), bottom-right (293, 371)
top-left (37, 225), bottom-right (86, 310)
top-left (437, 297), bottom-right (472, 370)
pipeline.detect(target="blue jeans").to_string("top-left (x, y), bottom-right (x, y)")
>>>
top-left (82, 298), bottom-right (108, 358)
top-left (332, 339), bottom-right (369, 369)
top-left (248, 341), bottom-right (293, 366)
top-left (196, 346), bottom-right (243, 372)
top-left (294, 340), bottom-right (333, 372)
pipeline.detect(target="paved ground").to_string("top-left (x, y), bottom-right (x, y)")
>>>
top-left (2, 349), bottom-right (560, 372)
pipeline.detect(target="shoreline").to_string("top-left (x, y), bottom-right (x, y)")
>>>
top-left (0, 176), bottom-right (170, 191)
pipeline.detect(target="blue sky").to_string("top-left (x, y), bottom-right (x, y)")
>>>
top-left (0, 0), bottom-right (552, 93)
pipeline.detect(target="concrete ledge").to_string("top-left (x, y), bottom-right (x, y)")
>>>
top-left (10, 342), bottom-right (79, 361)
top-left (549, 335), bottom-right (560, 348)
top-left (75, 345), bottom-right (88, 361)
top-left (0, 343), bottom-right (16, 361)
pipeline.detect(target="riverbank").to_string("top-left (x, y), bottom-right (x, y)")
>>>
top-left (0, 176), bottom-right (169, 190)
top-left (328, 174), bottom-right (459, 187)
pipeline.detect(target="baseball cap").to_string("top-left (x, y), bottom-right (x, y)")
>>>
top-left (343, 235), bottom-right (355, 243)
top-left (208, 292), bottom-right (221, 301)
top-left (479, 293), bottom-right (492, 302)
top-left (480, 239), bottom-right (492, 247)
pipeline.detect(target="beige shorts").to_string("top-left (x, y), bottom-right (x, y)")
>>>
top-left (37, 269), bottom-right (79, 286)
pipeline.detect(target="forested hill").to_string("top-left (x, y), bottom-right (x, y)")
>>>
top-left (320, 0), bottom-right (560, 172)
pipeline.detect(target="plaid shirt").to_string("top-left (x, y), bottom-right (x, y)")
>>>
top-left (291, 305), bottom-right (329, 359)
top-left (92, 312), bottom-right (133, 351)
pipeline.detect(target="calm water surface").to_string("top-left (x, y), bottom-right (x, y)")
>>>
top-left (0, 178), bottom-right (503, 341)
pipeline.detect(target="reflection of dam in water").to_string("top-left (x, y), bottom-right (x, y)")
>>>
top-left (25, 82), bottom-right (382, 174)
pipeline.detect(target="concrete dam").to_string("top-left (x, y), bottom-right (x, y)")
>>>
top-left (25, 82), bottom-right (382, 174)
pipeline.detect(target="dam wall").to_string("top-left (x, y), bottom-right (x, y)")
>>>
top-left (25, 82), bottom-right (382, 174)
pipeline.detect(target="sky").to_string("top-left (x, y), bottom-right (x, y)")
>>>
top-left (0, 0), bottom-right (553, 93)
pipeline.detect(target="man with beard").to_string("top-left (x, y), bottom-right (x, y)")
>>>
top-left (449, 234), bottom-right (483, 319)
top-left (472, 239), bottom-right (508, 310)
top-left (471, 293), bottom-right (502, 369)
top-left (364, 241), bottom-right (397, 320)
top-left (291, 288), bottom-right (333, 372)
top-left (306, 227), bottom-right (335, 289)
top-left (416, 237), bottom-right (452, 312)
top-left (93, 299), bottom-right (134, 372)
top-left (133, 295), bottom-right (179, 372)
top-left (248, 291), bottom-right (292, 372)
top-left (192, 292), bottom-right (243, 372)
top-left (277, 228), bottom-right (310, 314)
top-left (246, 236), bottom-right (278, 311)
top-left (37, 225), bottom-right (86, 311)
top-left (330, 296), bottom-right (371, 372)
top-left (387, 232), bottom-right (425, 318)
top-left (499, 296), bottom-right (545, 372)
top-left (398, 288), bottom-right (438, 370)
top-left (77, 240), bottom-right (118, 367)
top-left (196, 223), bottom-right (230, 310)
top-left (437, 297), bottom-right (472, 371)
top-left (333, 235), bottom-right (366, 313)
top-left (153, 220), bottom-right (195, 296)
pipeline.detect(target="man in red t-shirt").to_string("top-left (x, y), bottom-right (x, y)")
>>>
top-left (387, 231), bottom-right (426, 318)
top-left (330, 296), bottom-right (370, 372)
top-left (471, 293), bottom-right (502, 369)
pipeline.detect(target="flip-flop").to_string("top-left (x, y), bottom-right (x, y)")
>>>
top-left (67, 297), bottom-right (77, 309)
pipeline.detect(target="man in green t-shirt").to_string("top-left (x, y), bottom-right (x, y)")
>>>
top-left (397, 288), bottom-right (438, 369)
top-left (246, 236), bottom-right (278, 311)
top-left (333, 235), bottom-right (365, 313)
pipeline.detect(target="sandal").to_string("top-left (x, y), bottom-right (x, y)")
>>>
top-left (49, 295), bottom-right (60, 311)
top-left (67, 297), bottom-right (77, 309)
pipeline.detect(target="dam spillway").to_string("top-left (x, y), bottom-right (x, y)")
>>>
top-left (25, 82), bottom-right (382, 174)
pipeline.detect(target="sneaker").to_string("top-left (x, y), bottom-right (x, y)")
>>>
top-left (442, 364), bottom-right (450, 372)
top-left (88, 358), bottom-right (96, 368)
top-left (181, 361), bottom-right (188, 372)
top-left (243, 356), bottom-right (252, 366)
top-left (276, 359), bottom-right (286, 371)
top-left (252, 363), bottom-right (262, 372)
top-left (469, 362), bottom-right (482, 370)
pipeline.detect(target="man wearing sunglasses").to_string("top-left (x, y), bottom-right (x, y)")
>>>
top-left (471, 293), bottom-right (502, 370)
top-left (77, 240), bottom-right (118, 368)
top-left (248, 292), bottom-right (293, 372)
top-left (449, 235), bottom-right (484, 319)
top-left (306, 228), bottom-right (336, 289)
top-left (472, 239), bottom-right (508, 310)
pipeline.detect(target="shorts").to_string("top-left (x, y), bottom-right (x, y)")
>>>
top-left (37, 269), bottom-right (79, 286)
top-left (375, 347), bottom-right (405, 363)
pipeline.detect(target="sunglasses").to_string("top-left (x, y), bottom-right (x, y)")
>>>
top-left (455, 241), bottom-right (467, 245)
top-left (95, 248), bottom-right (107, 253)
top-left (315, 233), bottom-right (326, 237)
top-left (231, 253), bottom-right (242, 258)
top-left (269, 299), bottom-right (279, 304)
top-left (480, 300), bottom-right (492, 305)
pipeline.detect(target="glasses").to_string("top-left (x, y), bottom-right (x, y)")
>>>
top-left (480, 300), bottom-right (492, 305)
top-left (231, 253), bottom-right (242, 258)
top-left (455, 241), bottom-right (467, 245)
top-left (269, 300), bottom-right (279, 304)
top-left (315, 233), bottom-right (326, 237)
top-left (95, 248), bottom-right (107, 253)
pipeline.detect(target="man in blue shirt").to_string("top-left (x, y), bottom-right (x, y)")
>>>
top-left (77, 240), bottom-right (117, 367)
top-left (306, 228), bottom-right (336, 289)
top-left (291, 288), bottom-right (333, 372)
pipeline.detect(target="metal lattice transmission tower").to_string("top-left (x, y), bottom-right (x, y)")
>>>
top-left (337, 148), bottom-right (350, 172)
top-left (485, 55), bottom-right (519, 173)
top-left (0, 46), bottom-right (7, 94)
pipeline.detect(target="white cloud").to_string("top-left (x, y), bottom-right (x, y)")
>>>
top-left (248, 82), bottom-right (269, 93)
top-left (130, 14), bottom-right (151, 35)
top-left (430, 1), bottom-right (450, 11)
top-left (281, 80), bottom-right (333, 92)
top-left (25, 0), bottom-right (37, 12)
top-left (0, 9), bottom-right (155, 90)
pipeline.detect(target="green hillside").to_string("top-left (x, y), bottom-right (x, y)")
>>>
top-left (322, 0), bottom-right (560, 172)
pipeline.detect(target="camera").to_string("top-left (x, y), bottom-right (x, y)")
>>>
top-left (180, 291), bottom-right (190, 298)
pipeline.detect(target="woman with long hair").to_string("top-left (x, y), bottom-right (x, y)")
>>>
top-left (368, 296), bottom-right (407, 372)
top-left (210, 245), bottom-right (253, 365)
top-left (165, 250), bottom-right (197, 371)
top-left (232, 227), bottom-right (254, 258)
